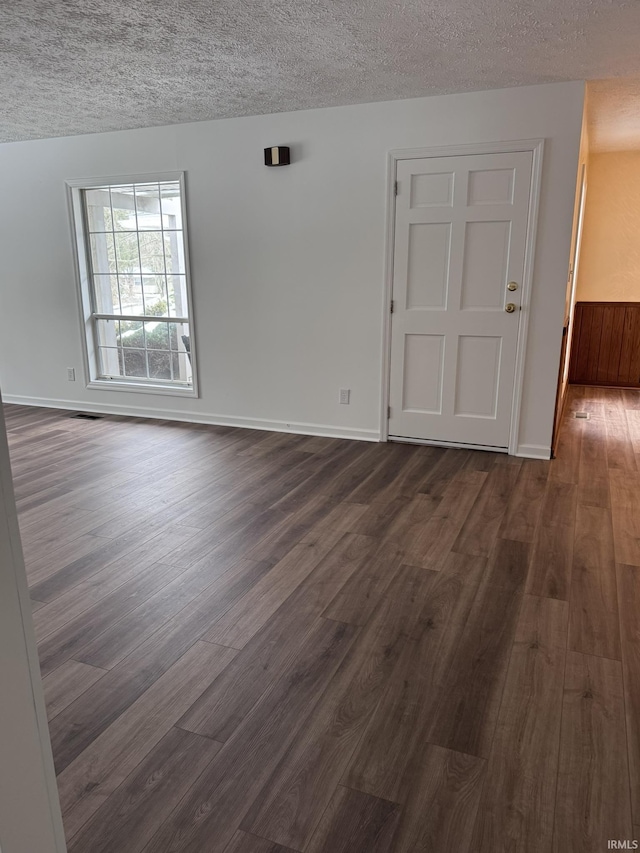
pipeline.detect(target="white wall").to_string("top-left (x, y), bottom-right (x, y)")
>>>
top-left (0, 394), bottom-right (67, 853)
top-left (0, 81), bottom-right (584, 454)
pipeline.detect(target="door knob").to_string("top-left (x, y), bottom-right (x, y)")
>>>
top-left (507, 281), bottom-right (518, 291)
top-left (505, 303), bottom-right (516, 313)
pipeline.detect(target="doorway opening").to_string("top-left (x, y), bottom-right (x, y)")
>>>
top-left (554, 78), bottom-right (640, 452)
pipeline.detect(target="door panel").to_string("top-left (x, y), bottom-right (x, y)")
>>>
top-left (467, 167), bottom-right (515, 204)
top-left (406, 223), bottom-right (451, 308)
top-left (460, 220), bottom-right (511, 310)
top-left (411, 170), bottom-right (455, 207)
top-left (389, 151), bottom-right (533, 448)
top-left (454, 335), bottom-right (502, 418)
top-left (403, 334), bottom-right (445, 413)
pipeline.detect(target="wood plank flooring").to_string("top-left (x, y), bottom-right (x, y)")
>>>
top-left (4, 387), bottom-right (640, 853)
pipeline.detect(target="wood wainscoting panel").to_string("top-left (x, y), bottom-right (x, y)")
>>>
top-left (570, 302), bottom-right (640, 387)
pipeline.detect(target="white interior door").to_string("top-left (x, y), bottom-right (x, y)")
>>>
top-left (388, 150), bottom-right (534, 448)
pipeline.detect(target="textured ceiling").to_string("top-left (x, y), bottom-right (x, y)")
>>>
top-left (2, 0), bottom-right (640, 143)
top-left (587, 77), bottom-right (640, 152)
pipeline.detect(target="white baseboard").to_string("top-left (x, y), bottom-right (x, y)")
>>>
top-left (1, 394), bottom-right (380, 443)
top-left (516, 443), bottom-right (551, 460)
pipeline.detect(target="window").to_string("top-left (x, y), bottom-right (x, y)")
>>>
top-left (68, 174), bottom-right (196, 395)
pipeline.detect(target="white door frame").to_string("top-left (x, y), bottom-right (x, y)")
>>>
top-left (563, 162), bottom-right (588, 388)
top-left (379, 139), bottom-right (545, 455)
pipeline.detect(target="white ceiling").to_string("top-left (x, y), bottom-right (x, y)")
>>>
top-left (2, 0), bottom-right (640, 144)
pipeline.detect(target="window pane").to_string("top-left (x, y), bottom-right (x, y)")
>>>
top-left (169, 322), bottom-right (179, 351)
top-left (97, 346), bottom-right (123, 378)
top-left (96, 318), bottom-right (120, 348)
top-left (121, 348), bottom-right (148, 378)
top-left (110, 187), bottom-right (137, 231)
top-left (90, 233), bottom-right (116, 274)
top-left (85, 189), bottom-right (113, 232)
top-left (167, 275), bottom-right (187, 316)
top-left (163, 232), bottom-right (186, 274)
top-left (141, 275), bottom-right (169, 315)
top-left (117, 319), bottom-right (144, 349)
top-left (138, 231), bottom-right (166, 274)
top-left (148, 350), bottom-right (172, 381)
top-left (175, 322), bottom-right (191, 350)
top-left (144, 321), bottom-right (170, 350)
top-left (159, 183), bottom-right (183, 230)
top-left (114, 232), bottom-right (140, 275)
top-left (135, 184), bottom-right (163, 230)
top-left (175, 350), bottom-right (192, 383)
top-left (93, 276), bottom-right (120, 314)
top-left (117, 274), bottom-right (145, 315)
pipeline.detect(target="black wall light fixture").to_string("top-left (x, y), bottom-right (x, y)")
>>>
top-left (264, 146), bottom-right (291, 166)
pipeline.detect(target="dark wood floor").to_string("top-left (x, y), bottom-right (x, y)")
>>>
top-left (5, 386), bottom-right (640, 853)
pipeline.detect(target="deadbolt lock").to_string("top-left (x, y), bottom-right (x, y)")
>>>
top-left (507, 281), bottom-right (518, 291)
top-left (505, 303), bottom-right (517, 313)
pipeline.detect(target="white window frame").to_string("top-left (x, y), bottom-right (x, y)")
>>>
top-left (66, 171), bottom-right (198, 398)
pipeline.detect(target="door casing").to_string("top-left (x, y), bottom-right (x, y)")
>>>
top-left (380, 139), bottom-right (545, 455)
top-left (551, 162), bottom-right (587, 454)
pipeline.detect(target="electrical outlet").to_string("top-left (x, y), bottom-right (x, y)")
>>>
top-left (339, 388), bottom-right (350, 405)
top-left (67, 367), bottom-right (76, 381)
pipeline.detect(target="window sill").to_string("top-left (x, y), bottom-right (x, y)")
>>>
top-left (86, 380), bottom-right (198, 399)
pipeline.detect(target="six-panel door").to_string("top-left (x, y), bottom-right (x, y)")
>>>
top-left (388, 151), bottom-right (533, 448)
